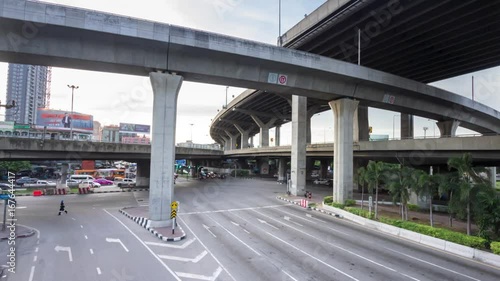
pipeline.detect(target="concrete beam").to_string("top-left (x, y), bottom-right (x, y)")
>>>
top-left (251, 115), bottom-right (277, 147)
top-left (437, 120), bottom-right (460, 137)
top-left (234, 124), bottom-right (250, 149)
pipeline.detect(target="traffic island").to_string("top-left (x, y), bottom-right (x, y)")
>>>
top-left (0, 225), bottom-right (35, 240)
top-left (276, 195), bottom-right (344, 218)
top-left (119, 206), bottom-right (186, 242)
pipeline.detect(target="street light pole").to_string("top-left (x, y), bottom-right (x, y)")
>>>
top-left (225, 86), bottom-right (229, 108)
top-left (423, 127), bottom-right (428, 139)
top-left (190, 123), bottom-right (194, 142)
top-left (67, 85), bottom-right (79, 140)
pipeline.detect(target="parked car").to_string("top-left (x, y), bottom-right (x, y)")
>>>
top-left (16, 177), bottom-right (38, 186)
top-left (66, 179), bottom-right (80, 188)
top-left (116, 178), bottom-right (136, 188)
top-left (81, 180), bottom-right (100, 188)
top-left (24, 180), bottom-right (57, 188)
top-left (313, 178), bottom-right (332, 186)
top-left (0, 183), bottom-right (12, 190)
top-left (94, 178), bottom-right (114, 185)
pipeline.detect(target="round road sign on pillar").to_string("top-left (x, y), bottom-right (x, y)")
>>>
top-left (278, 74), bottom-right (287, 85)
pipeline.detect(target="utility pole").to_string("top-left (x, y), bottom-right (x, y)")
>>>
top-left (67, 85), bottom-right (79, 140)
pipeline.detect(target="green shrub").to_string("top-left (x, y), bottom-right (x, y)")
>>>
top-left (345, 207), bottom-right (373, 219)
top-left (329, 202), bottom-right (345, 209)
top-left (323, 196), bottom-right (333, 204)
top-left (344, 199), bottom-right (356, 206)
top-left (491, 242), bottom-right (500, 255)
top-left (408, 204), bottom-right (419, 212)
top-left (308, 203), bottom-right (317, 208)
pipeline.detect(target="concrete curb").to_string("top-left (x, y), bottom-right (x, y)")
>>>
top-left (276, 196), bottom-right (344, 218)
top-left (119, 207), bottom-right (186, 242)
top-left (0, 229), bottom-right (35, 240)
top-left (13, 188), bottom-right (149, 197)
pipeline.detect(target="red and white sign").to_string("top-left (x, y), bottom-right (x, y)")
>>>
top-left (300, 199), bottom-right (308, 208)
top-left (278, 74), bottom-right (288, 85)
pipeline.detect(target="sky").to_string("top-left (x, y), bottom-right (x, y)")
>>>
top-left (0, 0), bottom-right (499, 145)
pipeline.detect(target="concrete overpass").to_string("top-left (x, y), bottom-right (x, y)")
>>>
top-left (1, 0), bottom-right (499, 224)
top-left (1, 136), bottom-right (499, 166)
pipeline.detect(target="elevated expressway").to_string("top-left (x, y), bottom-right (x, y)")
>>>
top-left (210, 0), bottom-right (500, 145)
top-left (0, 0), bottom-right (499, 216)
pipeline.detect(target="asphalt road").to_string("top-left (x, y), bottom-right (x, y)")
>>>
top-left (3, 177), bottom-right (500, 281)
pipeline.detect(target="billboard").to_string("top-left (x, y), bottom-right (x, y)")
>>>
top-left (119, 123), bottom-right (150, 134)
top-left (36, 108), bottom-right (93, 131)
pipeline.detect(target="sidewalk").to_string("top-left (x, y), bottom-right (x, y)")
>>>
top-left (0, 224), bottom-right (35, 240)
top-left (119, 206), bottom-right (186, 242)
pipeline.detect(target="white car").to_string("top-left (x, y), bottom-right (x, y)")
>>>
top-left (313, 178), bottom-right (332, 185)
top-left (116, 178), bottom-right (136, 188)
top-left (81, 180), bottom-right (101, 188)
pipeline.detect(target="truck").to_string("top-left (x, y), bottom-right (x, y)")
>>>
top-left (23, 180), bottom-right (57, 188)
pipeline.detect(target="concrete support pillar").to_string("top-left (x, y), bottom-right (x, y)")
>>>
top-left (329, 98), bottom-right (358, 204)
top-left (290, 95), bottom-right (307, 196)
top-left (250, 136), bottom-right (254, 148)
top-left (135, 160), bottom-right (150, 188)
top-left (401, 114), bottom-right (414, 139)
top-left (148, 72), bottom-right (182, 227)
top-left (306, 158), bottom-right (314, 181)
top-left (234, 124), bottom-right (250, 149)
top-left (489, 167), bottom-right (497, 188)
top-left (320, 159), bottom-right (329, 179)
top-left (60, 163), bottom-right (69, 188)
top-left (221, 136), bottom-right (229, 151)
top-left (251, 116), bottom-right (276, 148)
top-left (436, 120), bottom-right (460, 137)
top-left (225, 130), bottom-right (238, 150)
top-left (357, 105), bottom-right (369, 141)
top-left (278, 158), bottom-right (287, 182)
top-left (275, 125), bottom-right (281, 146)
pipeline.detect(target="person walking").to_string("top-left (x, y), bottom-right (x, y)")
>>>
top-left (58, 200), bottom-right (68, 215)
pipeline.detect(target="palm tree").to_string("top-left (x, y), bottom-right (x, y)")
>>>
top-left (438, 171), bottom-right (462, 227)
top-left (365, 161), bottom-right (385, 219)
top-left (356, 167), bottom-right (367, 210)
top-left (387, 165), bottom-right (418, 220)
top-left (416, 172), bottom-right (440, 227)
top-left (447, 153), bottom-right (486, 235)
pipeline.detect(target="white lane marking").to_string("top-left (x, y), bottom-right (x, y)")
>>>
top-left (89, 249), bottom-right (94, 255)
top-left (231, 221), bottom-right (251, 234)
top-left (35, 247), bottom-right (39, 253)
top-left (145, 238), bottom-right (196, 249)
top-left (252, 210), bottom-right (418, 280)
top-left (106, 238), bottom-right (129, 252)
top-left (33, 256), bottom-right (37, 262)
top-left (283, 216), bottom-right (303, 227)
top-left (16, 206), bottom-right (27, 209)
top-left (103, 209), bottom-right (181, 281)
top-left (84, 235), bottom-right (88, 240)
top-left (273, 207), bottom-right (347, 235)
top-left (176, 267), bottom-right (223, 281)
top-left (178, 217), bottom-right (237, 281)
top-left (202, 224), bottom-right (217, 238)
top-left (306, 213), bottom-right (326, 223)
top-left (28, 266), bottom-right (35, 281)
top-left (242, 228), bottom-right (250, 234)
top-left (72, 218), bottom-right (76, 221)
top-left (183, 204), bottom-right (291, 215)
top-left (96, 267), bottom-right (102, 275)
top-left (159, 251), bottom-right (208, 263)
top-left (54, 246), bottom-right (72, 262)
top-left (80, 225), bottom-right (83, 228)
top-left (230, 221), bottom-right (239, 226)
top-left (385, 248), bottom-right (481, 281)
top-left (257, 218), bottom-right (279, 230)
top-left (207, 215), bottom-right (261, 256)
top-left (282, 270), bottom-right (298, 281)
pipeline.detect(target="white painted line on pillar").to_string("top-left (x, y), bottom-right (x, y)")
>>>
top-left (202, 224), bottom-right (216, 238)
top-left (28, 266), bottom-right (35, 281)
top-left (106, 238), bottom-right (129, 252)
top-left (103, 209), bottom-right (181, 281)
top-left (84, 235), bottom-right (88, 240)
top-left (35, 247), bottom-right (39, 253)
top-left (175, 267), bottom-right (223, 281)
top-left (207, 215), bottom-right (261, 256)
top-left (96, 267), bottom-right (102, 275)
top-left (159, 251), bottom-right (208, 263)
top-left (33, 255), bottom-right (37, 262)
top-left (282, 270), bottom-right (298, 281)
top-left (385, 248), bottom-right (480, 281)
top-left (89, 249), bottom-right (94, 255)
top-left (145, 238), bottom-right (196, 249)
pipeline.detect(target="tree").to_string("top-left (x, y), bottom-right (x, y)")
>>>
top-left (416, 172), bottom-right (440, 227)
top-left (0, 161), bottom-right (31, 173)
top-left (474, 185), bottom-right (500, 239)
top-left (447, 153), bottom-right (486, 235)
top-left (387, 165), bottom-right (418, 220)
top-left (356, 167), bottom-right (367, 210)
top-left (364, 161), bottom-right (386, 219)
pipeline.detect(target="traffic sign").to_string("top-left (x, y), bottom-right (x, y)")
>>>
top-left (171, 201), bottom-right (178, 210)
top-left (278, 74), bottom-right (287, 85)
top-left (170, 210), bottom-right (177, 219)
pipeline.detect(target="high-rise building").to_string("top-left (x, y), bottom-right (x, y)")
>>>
top-left (5, 63), bottom-right (49, 124)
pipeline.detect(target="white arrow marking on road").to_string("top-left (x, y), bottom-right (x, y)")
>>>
top-left (306, 213), bottom-right (326, 223)
top-left (203, 224), bottom-right (216, 238)
top-left (159, 250), bottom-right (208, 263)
top-left (176, 266), bottom-right (223, 281)
top-left (106, 238), bottom-right (129, 252)
top-left (145, 238), bottom-right (196, 249)
top-left (257, 219), bottom-right (279, 230)
top-left (284, 216), bottom-right (303, 227)
top-left (54, 246), bottom-right (73, 262)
